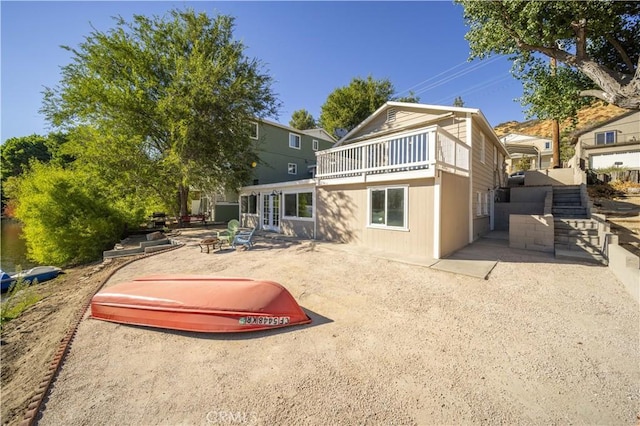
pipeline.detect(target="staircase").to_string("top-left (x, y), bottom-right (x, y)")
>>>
top-left (553, 186), bottom-right (607, 265)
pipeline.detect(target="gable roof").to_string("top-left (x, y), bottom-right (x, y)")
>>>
top-left (571, 109), bottom-right (637, 142)
top-left (258, 119), bottom-right (335, 143)
top-left (335, 101), bottom-right (509, 157)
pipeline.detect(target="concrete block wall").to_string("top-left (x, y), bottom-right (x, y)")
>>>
top-left (509, 214), bottom-right (555, 253)
top-left (607, 235), bottom-right (639, 304)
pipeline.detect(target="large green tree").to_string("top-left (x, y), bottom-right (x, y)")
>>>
top-left (1, 135), bottom-right (52, 179)
top-left (458, 0), bottom-right (640, 110)
top-left (319, 76), bottom-right (419, 138)
top-left (42, 9), bottom-right (279, 216)
top-left (289, 109), bottom-right (316, 130)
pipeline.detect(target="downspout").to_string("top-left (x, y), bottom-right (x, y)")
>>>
top-left (467, 113), bottom-right (474, 243)
top-left (433, 170), bottom-right (441, 259)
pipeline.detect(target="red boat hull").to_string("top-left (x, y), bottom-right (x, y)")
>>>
top-left (90, 275), bottom-right (311, 333)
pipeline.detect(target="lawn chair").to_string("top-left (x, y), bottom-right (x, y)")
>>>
top-left (231, 227), bottom-right (257, 250)
top-left (217, 219), bottom-right (239, 247)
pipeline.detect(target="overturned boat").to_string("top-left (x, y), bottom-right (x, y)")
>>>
top-left (90, 275), bottom-right (311, 333)
top-left (1, 266), bottom-right (62, 292)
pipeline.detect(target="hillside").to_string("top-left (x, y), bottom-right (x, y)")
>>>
top-left (493, 102), bottom-right (628, 138)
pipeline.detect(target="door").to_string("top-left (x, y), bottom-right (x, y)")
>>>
top-left (262, 193), bottom-right (280, 232)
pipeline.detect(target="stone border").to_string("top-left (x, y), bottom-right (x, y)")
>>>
top-left (19, 243), bottom-right (184, 426)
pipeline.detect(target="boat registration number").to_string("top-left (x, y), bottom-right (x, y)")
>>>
top-left (239, 316), bottom-right (290, 326)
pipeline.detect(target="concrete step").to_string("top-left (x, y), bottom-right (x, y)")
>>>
top-left (553, 201), bottom-right (583, 207)
top-left (554, 228), bottom-right (598, 237)
top-left (555, 247), bottom-right (607, 265)
top-left (552, 206), bottom-right (588, 218)
top-left (554, 219), bottom-right (598, 230)
top-left (554, 235), bottom-right (600, 246)
top-left (553, 185), bottom-right (582, 192)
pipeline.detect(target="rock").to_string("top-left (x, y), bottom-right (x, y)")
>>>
top-left (147, 231), bottom-right (165, 241)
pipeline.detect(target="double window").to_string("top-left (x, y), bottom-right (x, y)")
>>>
top-left (289, 133), bottom-right (301, 149)
top-left (312, 139), bottom-right (319, 151)
top-left (595, 131), bottom-right (616, 145)
top-left (368, 186), bottom-right (407, 229)
top-left (288, 163), bottom-right (297, 175)
top-left (283, 192), bottom-right (313, 219)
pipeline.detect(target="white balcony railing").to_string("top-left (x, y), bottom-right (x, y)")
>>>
top-left (316, 125), bottom-right (469, 180)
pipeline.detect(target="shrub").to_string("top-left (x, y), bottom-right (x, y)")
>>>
top-left (0, 276), bottom-right (43, 327)
top-left (7, 163), bottom-right (126, 265)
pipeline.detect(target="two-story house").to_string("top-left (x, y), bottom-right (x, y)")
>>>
top-left (500, 133), bottom-right (553, 173)
top-left (197, 119), bottom-right (335, 222)
top-left (572, 110), bottom-right (640, 171)
top-left (240, 102), bottom-right (509, 260)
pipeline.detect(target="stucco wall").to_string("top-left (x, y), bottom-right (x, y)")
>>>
top-left (440, 172), bottom-right (470, 257)
top-left (317, 178), bottom-right (435, 259)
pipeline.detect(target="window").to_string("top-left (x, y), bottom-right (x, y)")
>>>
top-left (483, 192), bottom-right (489, 216)
top-left (369, 186), bottom-right (407, 229)
top-left (476, 192), bottom-right (489, 216)
top-left (288, 163), bottom-right (297, 175)
top-left (240, 195), bottom-right (258, 214)
top-left (284, 192), bottom-right (313, 219)
top-left (544, 141), bottom-right (551, 150)
top-left (595, 131), bottom-right (616, 145)
top-left (312, 139), bottom-right (319, 151)
top-left (493, 145), bottom-right (497, 167)
top-left (386, 108), bottom-right (397, 123)
top-left (249, 122), bottom-right (258, 140)
top-left (289, 133), bottom-right (301, 149)
top-left (480, 133), bottom-right (486, 164)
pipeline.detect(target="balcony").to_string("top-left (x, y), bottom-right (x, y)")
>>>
top-left (315, 125), bottom-right (469, 183)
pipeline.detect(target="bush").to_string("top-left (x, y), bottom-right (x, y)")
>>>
top-left (7, 163), bottom-right (127, 265)
top-left (0, 276), bottom-right (43, 327)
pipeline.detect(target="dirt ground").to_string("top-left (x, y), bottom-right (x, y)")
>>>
top-left (2, 229), bottom-right (637, 425)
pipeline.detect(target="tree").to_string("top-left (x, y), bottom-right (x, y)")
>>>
top-left (458, 0), bottom-right (640, 110)
top-left (453, 96), bottom-right (465, 107)
top-left (41, 9), bottom-right (279, 217)
top-left (319, 76), bottom-right (419, 138)
top-left (1, 135), bottom-right (52, 179)
top-left (289, 109), bottom-right (316, 130)
top-left (5, 163), bottom-right (127, 265)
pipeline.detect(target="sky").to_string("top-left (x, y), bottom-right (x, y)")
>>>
top-left (1, 1), bottom-right (529, 143)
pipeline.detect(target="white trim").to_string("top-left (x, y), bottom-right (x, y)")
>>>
top-left (433, 171), bottom-right (441, 259)
top-left (467, 113), bottom-right (474, 243)
top-left (282, 190), bottom-right (314, 220)
top-left (366, 185), bottom-right (409, 231)
top-left (289, 133), bottom-right (301, 149)
top-left (241, 178), bottom-right (315, 193)
top-left (249, 122), bottom-right (259, 140)
top-left (287, 163), bottom-right (298, 175)
top-left (317, 168), bottom-right (436, 187)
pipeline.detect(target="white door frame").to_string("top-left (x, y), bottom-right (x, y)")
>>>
top-left (261, 192), bottom-right (281, 232)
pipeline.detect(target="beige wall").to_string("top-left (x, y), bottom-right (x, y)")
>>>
top-left (280, 219), bottom-right (314, 238)
top-left (317, 179), bottom-right (435, 259)
top-left (440, 172), bottom-right (470, 257)
top-left (470, 123), bottom-right (499, 239)
top-left (577, 111), bottom-right (640, 147)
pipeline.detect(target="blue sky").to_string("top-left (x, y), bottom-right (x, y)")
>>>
top-left (1, 1), bottom-right (528, 143)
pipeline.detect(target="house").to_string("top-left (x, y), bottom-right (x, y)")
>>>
top-left (240, 102), bottom-right (509, 260)
top-left (572, 110), bottom-right (640, 171)
top-left (197, 119), bottom-right (335, 222)
top-left (499, 133), bottom-right (553, 173)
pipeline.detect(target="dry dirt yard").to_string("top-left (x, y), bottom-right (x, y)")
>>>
top-left (4, 231), bottom-right (639, 425)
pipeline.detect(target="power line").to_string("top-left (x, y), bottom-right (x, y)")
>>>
top-left (394, 56), bottom-right (503, 98)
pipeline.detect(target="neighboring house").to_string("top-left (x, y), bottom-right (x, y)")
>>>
top-left (240, 102), bottom-right (509, 260)
top-left (572, 110), bottom-right (640, 171)
top-left (499, 133), bottom-right (553, 173)
top-left (197, 119), bottom-right (335, 222)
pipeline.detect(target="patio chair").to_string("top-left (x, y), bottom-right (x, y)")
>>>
top-left (231, 227), bottom-right (257, 250)
top-left (216, 219), bottom-right (239, 247)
